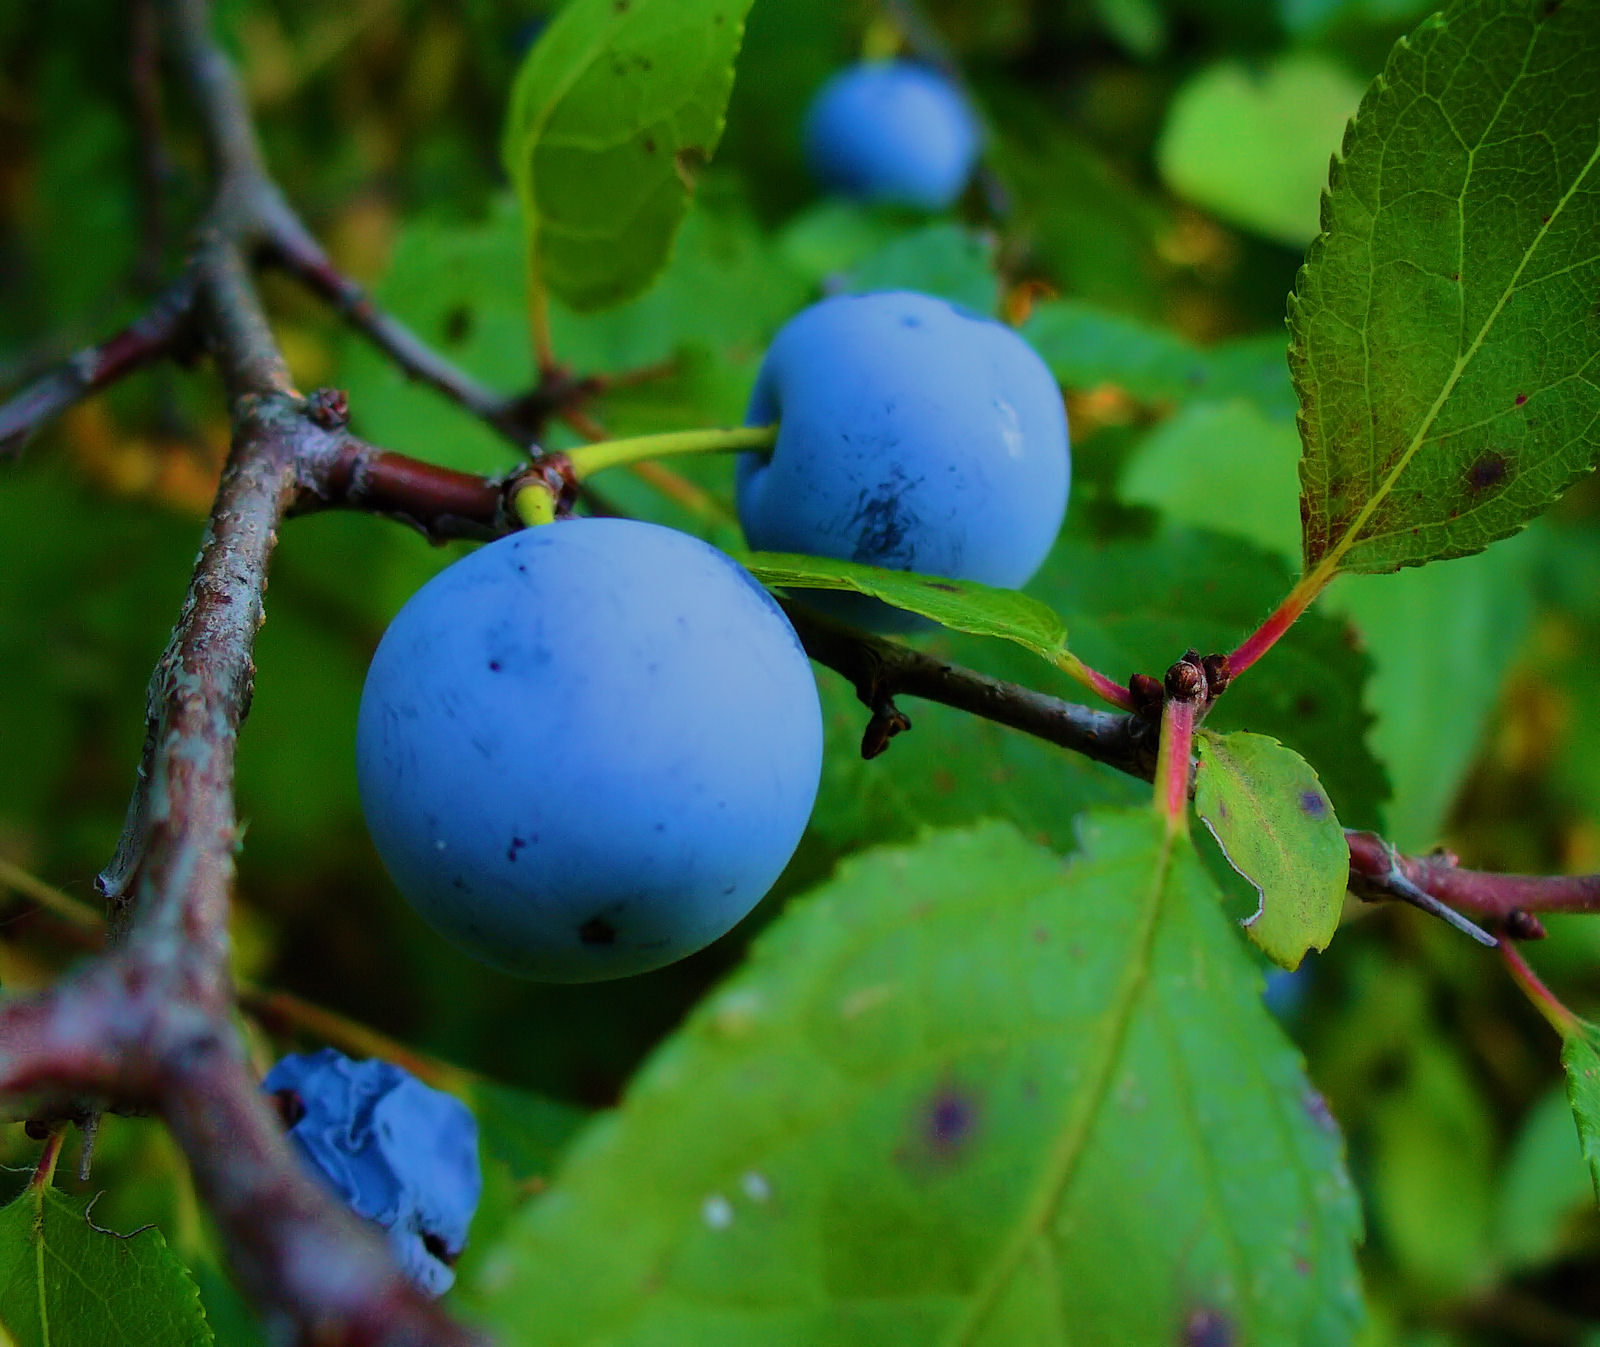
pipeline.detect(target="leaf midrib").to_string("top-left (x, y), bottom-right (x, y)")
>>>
top-left (1312, 23), bottom-right (1600, 576)
top-left (939, 821), bottom-right (1179, 1347)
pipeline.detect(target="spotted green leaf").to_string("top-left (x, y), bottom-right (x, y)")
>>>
top-left (1194, 730), bottom-right (1349, 969)
top-left (1561, 1021), bottom-right (1600, 1205)
top-left (502, 0), bottom-right (755, 312)
top-left (742, 551), bottom-right (1072, 663)
top-left (0, 1186), bottom-right (212, 1347)
top-left (1293, 0), bottom-right (1600, 577)
top-left (467, 818), bottom-right (1362, 1345)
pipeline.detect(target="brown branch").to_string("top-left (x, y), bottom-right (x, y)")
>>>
top-left (297, 437), bottom-right (522, 540)
top-left (0, 1), bottom-right (491, 1341)
top-left (260, 220), bottom-right (526, 435)
top-left (784, 602), bottom-right (1155, 779)
top-left (0, 277), bottom-right (199, 460)
top-left (1347, 831), bottom-right (1600, 930)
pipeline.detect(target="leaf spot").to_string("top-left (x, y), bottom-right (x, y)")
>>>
top-left (1184, 1308), bottom-right (1235, 1347)
top-left (1465, 451), bottom-right (1509, 492)
top-left (920, 1084), bottom-right (980, 1159)
top-left (443, 305), bottom-right (473, 346)
top-left (1514, 393), bottom-right (1527, 406)
top-left (1297, 790), bottom-right (1328, 820)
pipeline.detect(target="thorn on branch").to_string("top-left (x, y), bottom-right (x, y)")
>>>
top-left (1346, 832), bottom-right (1498, 947)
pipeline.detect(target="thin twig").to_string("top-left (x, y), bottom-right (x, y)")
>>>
top-left (783, 603), bottom-right (1156, 779)
top-left (261, 221), bottom-right (521, 433)
top-left (130, 0), bottom-right (173, 291)
top-left (1344, 833), bottom-right (1498, 947)
top-left (0, 0), bottom-right (491, 1339)
top-left (1347, 831), bottom-right (1600, 926)
top-left (0, 277), bottom-right (198, 460)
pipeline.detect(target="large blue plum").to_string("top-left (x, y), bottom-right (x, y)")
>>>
top-left (737, 291), bottom-right (1070, 631)
top-left (356, 518), bottom-right (823, 981)
top-left (803, 61), bottom-right (979, 210)
top-left (262, 1049), bottom-right (480, 1298)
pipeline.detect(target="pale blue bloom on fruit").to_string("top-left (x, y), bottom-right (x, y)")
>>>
top-left (356, 518), bottom-right (823, 980)
top-left (738, 290), bottom-right (1070, 631)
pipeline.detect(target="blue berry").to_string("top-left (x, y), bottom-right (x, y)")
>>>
top-left (356, 518), bottom-right (823, 981)
top-left (262, 1049), bottom-right (480, 1297)
top-left (804, 61), bottom-right (980, 210)
top-left (738, 290), bottom-right (1070, 631)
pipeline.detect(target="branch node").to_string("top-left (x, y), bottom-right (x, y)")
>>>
top-left (305, 387), bottom-right (349, 430)
top-left (1504, 909), bottom-right (1548, 941)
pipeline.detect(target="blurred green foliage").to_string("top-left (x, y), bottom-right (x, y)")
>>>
top-left (3, 0), bottom-right (1600, 1343)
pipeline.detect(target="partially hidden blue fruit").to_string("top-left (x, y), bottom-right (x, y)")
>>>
top-left (263, 1049), bottom-right (480, 1297)
top-left (738, 290), bottom-right (1070, 631)
top-left (356, 518), bottom-right (824, 980)
top-left (804, 61), bottom-right (980, 210)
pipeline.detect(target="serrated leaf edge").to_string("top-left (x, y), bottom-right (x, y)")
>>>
top-left (1289, 3), bottom-right (1600, 578)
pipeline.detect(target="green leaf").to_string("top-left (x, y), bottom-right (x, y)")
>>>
top-left (468, 1081), bottom-right (591, 1184)
top-left (1292, 0), bottom-right (1600, 577)
top-left (1119, 400), bottom-right (1304, 560)
top-left (1561, 1021), bottom-right (1600, 1206)
top-left (1092, 0), bottom-right (1168, 56)
top-left (0, 1186), bottom-right (212, 1347)
top-left (987, 106), bottom-right (1169, 315)
top-left (843, 224), bottom-right (1002, 316)
top-left (1113, 405), bottom-right (1541, 848)
top-left (1194, 730), bottom-right (1349, 969)
top-left (1330, 532), bottom-right (1540, 848)
top-left (741, 552), bottom-right (1072, 665)
top-left (1024, 525), bottom-right (1390, 834)
top-left (1281, 0), bottom-right (1437, 36)
top-left (1022, 300), bottom-right (1297, 420)
top-left (337, 188), bottom-right (804, 474)
top-left (467, 819), bottom-right (1362, 1345)
top-left (1366, 1038), bottom-right (1495, 1295)
top-left (1158, 53), bottom-right (1364, 247)
top-left (1495, 1085), bottom-right (1595, 1269)
top-left (501, 0), bottom-right (755, 311)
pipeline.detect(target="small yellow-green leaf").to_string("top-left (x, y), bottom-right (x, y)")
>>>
top-left (741, 551), bottom-right (1069, 661)
top-left (1195, 730), bottom-right (1348, 969)
top-left (0, 1186), bottom-right (212, 1347)
top-left (1561, 1021), bottom-right (1600, 1205)
top-left (502, 0), bottom-right (755, 312)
